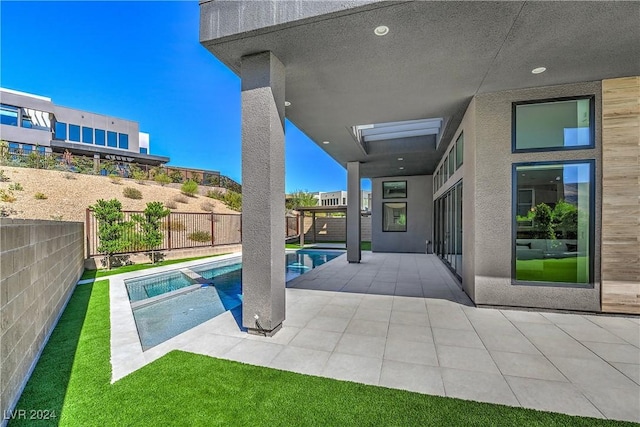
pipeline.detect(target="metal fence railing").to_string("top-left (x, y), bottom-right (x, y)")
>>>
top-left (286, 216), bottom-right (298, 239)
top-left (86, 210), bottom-right (301, 256)
top-left (86, 210), bottom-right (242, 257)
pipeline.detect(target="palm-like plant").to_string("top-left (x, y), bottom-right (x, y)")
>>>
top-left (286, 190), bottom-right (318, 210)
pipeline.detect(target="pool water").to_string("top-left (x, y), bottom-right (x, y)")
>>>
top-left (133, 287), bottom-right (224, 350)
top-left (126, 270), bottom-right (194, 302)
top-left (126, 249), bottom-right (343, 350)
top-left (285, 250), bottom-right (342, 281)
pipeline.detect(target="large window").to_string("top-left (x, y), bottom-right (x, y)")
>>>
top-left (455, 133), bottom-right (463, 169)
top-left (383, 202), bottom-right (407, 232)
top-left (514, 161), bottom-right (593, 285)
top-left (82, 126), bottom-right (93, 144)
top-left (107, 131), bottom-right (117, 147)
top-left (95, 129), bottom-right (105, 146)
top-left (69, 124), bottom-right (81, 142)
top-left (21, 111), bottom-right (33, 128)
top-left (118, 133), bottom-right (129, 149)
top-left (1, 104), bottom-right (18, 126)
top-left (443, 156), bottom-right (449, 182)
top-left (54, 121), bottom-right (67, 140)
top-left (513, 96), bottom-right (594, 152)
top-left (448, 150), bottom-right (455, 176)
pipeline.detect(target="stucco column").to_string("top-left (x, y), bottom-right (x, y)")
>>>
top-left (241, 51), bottom-right (286, 336)
top-left (347, 161), bottom-right (361, 263)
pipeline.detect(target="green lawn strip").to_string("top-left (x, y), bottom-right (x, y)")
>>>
top-left (11, 280), bottom-right (631, 426)
top-left (80, 254), bottom-right (229, 280)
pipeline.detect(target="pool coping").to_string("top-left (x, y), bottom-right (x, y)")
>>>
top-left (109, 249), bottom-right (347, 382)
top-left (109, 252), bottom-right (244, 382)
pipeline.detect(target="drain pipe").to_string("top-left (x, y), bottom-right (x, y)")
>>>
top-left (253, 314), bottom-right (268, 337)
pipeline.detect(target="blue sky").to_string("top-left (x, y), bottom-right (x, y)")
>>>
top-left (1, 1), bottom-right (369, 192)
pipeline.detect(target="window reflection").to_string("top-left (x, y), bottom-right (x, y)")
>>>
top-left (107, 131), bottom-right (117, 147)
top-left (69, 124), bottom-right (80, 142)
top-left (514, 162), bottom-right (592, 284)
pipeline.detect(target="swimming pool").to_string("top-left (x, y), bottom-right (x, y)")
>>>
top-left (125, 250), bottom-right (343, 350)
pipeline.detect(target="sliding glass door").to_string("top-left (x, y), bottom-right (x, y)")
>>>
top-left (434, 180), bottom-right (463, 279)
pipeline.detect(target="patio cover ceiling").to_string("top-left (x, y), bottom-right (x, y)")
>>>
top-left (200, 1), bottom-right (640, 178)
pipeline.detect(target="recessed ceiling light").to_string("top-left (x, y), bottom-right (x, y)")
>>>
top-left (399, 166), bottom-right (404, 170)
top-left (284, 101), bottom-right (291, 107)
top-left (374, 26), bottom-right (389, 36)
top-left (397, 157), bottom-right (403, 161)
top-left (531, 67), bottom-right (546, 74)
top-left (322, 141), bottom-right (330, 145)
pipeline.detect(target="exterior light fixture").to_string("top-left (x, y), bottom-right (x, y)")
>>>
top-left (284, 101), bottom-right (291, 107)
top-left (397, 157), bottom-right (403, 161)
top-left (531, 67), bottom-right (546, 74)
top-left (399, 166), bottom-right (404, 170)
top-left (322, 141), bottom-right (330, 145)
top-left (374, 26), bottom-right (389, 36)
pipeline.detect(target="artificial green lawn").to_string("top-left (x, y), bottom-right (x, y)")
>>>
top-left (80, 254), bottom-right (228, 280)
top-left (516, 257), bottom-right (588, 283)
top-left (11, 281), bottom-right (631, 426)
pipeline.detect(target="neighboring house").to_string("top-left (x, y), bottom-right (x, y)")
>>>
top-left (318, 190), bottom-right (346, 207)
top-left (318, 190), bottom-right (372, 211)
top-left (200, 1), bottom-right (639, 334)
top-left (0, 87), bottom-right (169, 166)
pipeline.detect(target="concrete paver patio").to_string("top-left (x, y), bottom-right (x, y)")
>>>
top-left (109, 252), bottom-right (640, 423)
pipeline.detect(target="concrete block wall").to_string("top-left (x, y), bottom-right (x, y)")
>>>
top-left (303, 216), bottom-right (371, 242)
top-left (0, 219), bottom-right (84, 421)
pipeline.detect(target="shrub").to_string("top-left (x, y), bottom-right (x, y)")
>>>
top-left (34, 192), bottom-right (48, 200)
top-left (188, 230), bottom-right (211, 243)
top-left (173, 194), bottom-right (188, 204)
top-left (132, 201), bottom-right (170, 263)
top-left (207, 189), bottom-right (242, 211)
top-left (164, 200), bottom-right (177, 209)
top-left (0, 170), bottom-right (9, 182)
top-left (109, 175), bottom-right (122, 185)
top-left (63, 172), bottom-right (76, 180)
top-left (154, 173), bottom-right (171, 187)
top-left (223, 190), bottom-right (242, 211)
top-left (132, 170), bottom-right (147, 184)
top-left (90, 199), bottom-right (132, 269)
top-left (181, 179), bottom-right (198, 197)
top-left (169, 170), bottom-right (184, 183)
top-left (8, 182), bottom-right (23, 191)
top-left (73, 156), bottom-right (94, 174)
top-left (206, 189), bottom-right (223, 200)
top-left (26, 151), bottom-right (43, 169)
top-left (161, 218), bottom-right (185, 231)
top-left (0, 190), bottom-right (16, 203)
top-left (123, 187), bottom-right (143, 199)
top-left (200, 201), bottom-right (214, 212)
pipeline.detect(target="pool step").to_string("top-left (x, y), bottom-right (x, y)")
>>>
top-left (180, 268), bottom-right (212, 285)
top-left (131, 268), bottom-right (213, 310)
top-left (132, 284), bottom-right (203, 310)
